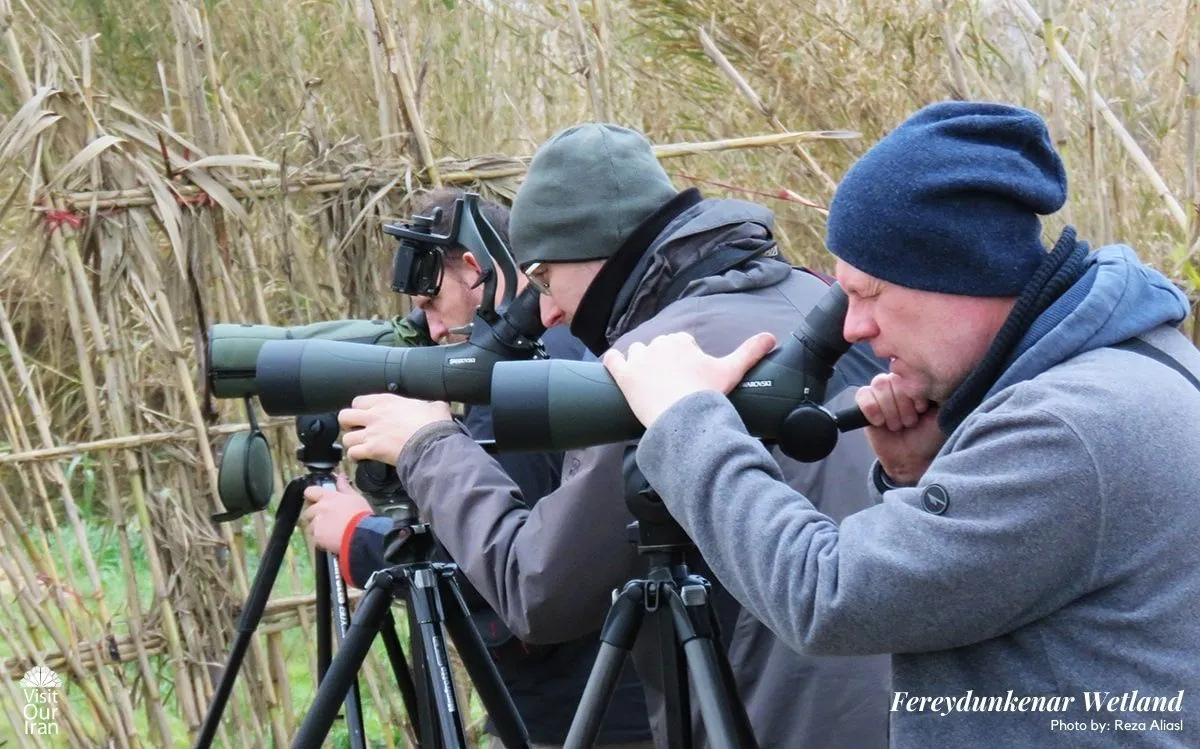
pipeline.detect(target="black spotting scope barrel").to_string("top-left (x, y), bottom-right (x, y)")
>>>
top-left (255, 285), bottom-right (547, 416)
top-left (490, 283), bottom-right (867, 462)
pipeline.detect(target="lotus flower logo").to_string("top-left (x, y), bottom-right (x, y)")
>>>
top-left (20, 666), bottom-right (61, 690)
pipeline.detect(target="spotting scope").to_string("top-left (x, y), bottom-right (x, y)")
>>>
top-left (254, 284), bottom-right (544, 415)
top-left (490, 283), bottom-right (869, 463)
top-left (207, 316), bottom-right (432, 401)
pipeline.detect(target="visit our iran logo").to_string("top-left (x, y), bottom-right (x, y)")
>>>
top-left (21, 665), bottom-right (62, 690)
top-left (20, 665), bottom-right (62, 736)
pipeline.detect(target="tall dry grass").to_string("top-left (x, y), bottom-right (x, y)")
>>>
top-left (0, 0), bottom-right (1198, 745)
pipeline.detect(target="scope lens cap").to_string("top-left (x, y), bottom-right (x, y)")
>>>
top-left (215, 431), bottom-right (274, 522)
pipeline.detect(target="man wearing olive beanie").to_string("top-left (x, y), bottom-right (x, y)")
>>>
top-left (509, 123), bottom-right (679, 267)
top-left (332, 121), bottom-right (892, 748)
top-left (599, 100), bottom-right (1200, 749)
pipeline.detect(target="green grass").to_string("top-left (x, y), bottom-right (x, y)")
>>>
top-left (0, 486), bottom-right (476, 748)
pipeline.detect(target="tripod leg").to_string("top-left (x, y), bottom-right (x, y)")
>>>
top-left (320, 551), bottom-right (368, 749)
top-left (407, 595), bottom-right (444, 749)
top-left (291, 572), bottom-right (398, 749)
top-left (652, 593), bottom-right (693, 749)
top-left (193, 478), bottom-right (306, 749)
top-left (437, 567), bottom-right (529, 749)
top-left (564, 582), bottom-right (647, 749)
top-left (315, 550), bottom-right (332, 682)
top-left (379, 610), bottom-right (424, 749)
top-left (701, 594), bottom-right (759, 749)
top-left (406, 567), bottom-right (468, 749)
top-left (669, 586), bottom-right (759, 749)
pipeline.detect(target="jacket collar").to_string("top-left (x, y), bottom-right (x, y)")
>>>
top-left (570, 188), bottom-right (703, 355)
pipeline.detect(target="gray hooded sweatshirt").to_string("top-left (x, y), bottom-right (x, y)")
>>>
top-left (396, 196), bottom-right (891, 748)
top-left (636, 245), bottom-right (1200, 748)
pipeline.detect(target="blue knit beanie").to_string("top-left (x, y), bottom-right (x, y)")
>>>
top-left (826, 101), bottom-right (1068, 297)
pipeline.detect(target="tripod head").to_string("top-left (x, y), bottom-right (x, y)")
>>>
top-left (377, 488), bottom-right (439, 569)
top-left (626, 489), bottom-right (693, 555)
top-left (623, 448), bottom-right (695, 565)
top-left (295, 413), bottom-right (342, 483)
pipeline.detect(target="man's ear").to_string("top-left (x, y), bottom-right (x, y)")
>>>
top-left (460, 251), bottom-right (483, 275)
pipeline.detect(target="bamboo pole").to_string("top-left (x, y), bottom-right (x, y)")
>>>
top-left (1038, 0), bottom-right (1072, 228)
top-left (359, 0), bottom-right (397, 154)
top-left (53, 246), bottom-right (140, 749)
top-left (103, 299), bottom-right (181, 746)
top-left (200, 5), bottom-right (256, 157)
top-left (367, 0), bottom-right (441, 186)
top-left (0, 483), bottom-right (57, 601)
top-left (0, 419), bottom-right (294, 465)
top-left (1040, 0), bottom-right (1069, 146)
top-left (1085, 50), bottom-right (1111, 245)
top-left (51, 42), bottom-right (151, 747)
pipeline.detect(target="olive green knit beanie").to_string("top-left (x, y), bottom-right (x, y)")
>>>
top-left (509, 123), bottom-right (678, 267)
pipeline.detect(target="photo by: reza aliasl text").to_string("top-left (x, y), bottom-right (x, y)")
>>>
top-left (891, 689), bottom-right (1186, 719)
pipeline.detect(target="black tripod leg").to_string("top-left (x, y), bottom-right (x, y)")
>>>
top-left (315, 550), bottom-right (332, 682)
top-left (668, 587), bottom-right (757, 749)
top-left (379, 609), bottom-right (424, 749)
top-left (193, 478), bottom-right (307, 749)
top-left (437, 568), bottom-right (530, 749)
top-left (291, 571), bottom-right (399, 749)
top-left (564, 582), bottom-right (647, 749)
top-left (700, 592), bottom-right (759, 749)
top-left (321, 551), bottom-right (368, 749)
top-left (654, 590), bottom-right (693, 749)
top-left (406, 599), bottom-right (441, 749)
top-left (406, 567), bottom-right (468, 749)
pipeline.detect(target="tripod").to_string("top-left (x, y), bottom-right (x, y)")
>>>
top-left (289, 497), bottom-right (530, 749)
top-left (564, 487), bottom-right (760, 749)
top-left (194, 414), bottom-right (420, 749)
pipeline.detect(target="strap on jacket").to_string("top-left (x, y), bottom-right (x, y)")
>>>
top-left (1112, 339), bottom-right (1200, 393)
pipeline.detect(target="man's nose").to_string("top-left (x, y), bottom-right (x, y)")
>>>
top-left (539, 295), bottom-right (565, 329)
top-left (426, 318), bottom-right (448, 342)
top-left (842, 303), bottom-right (875, 344)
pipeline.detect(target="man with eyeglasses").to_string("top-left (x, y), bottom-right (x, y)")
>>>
top-left (303, 187), bottom-right (654, 749)
top-left (324, 125), bottom-right (892, 748)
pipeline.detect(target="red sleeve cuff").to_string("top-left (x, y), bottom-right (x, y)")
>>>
top-left (339, 510), bottom-right (374, 588)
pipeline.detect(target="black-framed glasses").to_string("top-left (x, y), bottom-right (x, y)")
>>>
top-left (523, 262), bottom-right (551, 295)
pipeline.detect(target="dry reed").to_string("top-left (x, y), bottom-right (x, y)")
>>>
top-left (1, 0), bottom-right (1197, 745)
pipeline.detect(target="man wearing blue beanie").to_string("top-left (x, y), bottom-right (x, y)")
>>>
top-left (602, 101), bottom-right (1200, 748)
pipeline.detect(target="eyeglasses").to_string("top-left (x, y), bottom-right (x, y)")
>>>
top-left (523, 262), bottom-right (551, 295)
